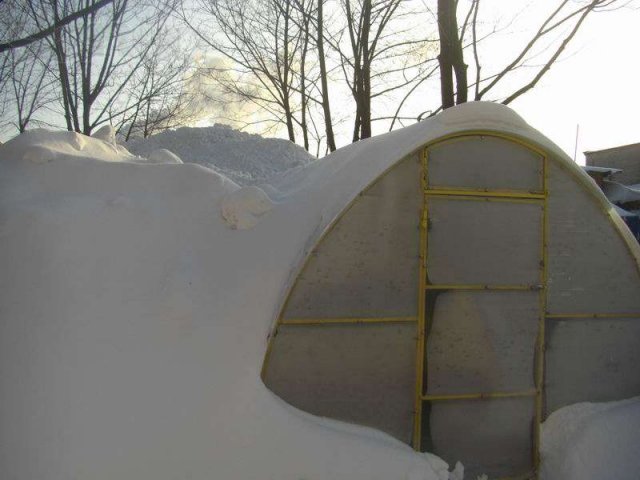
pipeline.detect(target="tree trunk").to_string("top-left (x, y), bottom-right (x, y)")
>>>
top-left (299, 5), bottom-right (310, 152)
top-left (282, 1), bottom-right (296, 143)
top-left (317, 0), bottom-right (336, 151)
top-left (437, 0), bottom-right (455, 109)
top-left (359, 0), bottom-right (372, 139)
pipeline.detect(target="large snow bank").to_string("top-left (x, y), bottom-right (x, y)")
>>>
top-left (125, 124), bottom-right (315, 185)
top-left (540, 396), bottom-right (640, 480)
top-left (0, 128), bottom-right (450, 480)
top-left (1, 104), bottom-right (638, 480)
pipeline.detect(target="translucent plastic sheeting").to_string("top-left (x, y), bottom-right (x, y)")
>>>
top-left (427, 135), bottom-right (543, 192)
top-left (428, 397), bottom-right (535, 479)
top-left (426, 291), bottom-right (539, 394)
top-left (426, 198), bottom-right (543, 285)
top-left (546, 162), bottom-right (640, 314)
top-left (263, 323), bottom-right (417, 443)
top-left (545, 317), bottom-right (640, 414)
top-left (283, 154), bottom-right (421, 319)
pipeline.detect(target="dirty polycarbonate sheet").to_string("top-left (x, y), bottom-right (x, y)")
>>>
top-left (428, 397), bottom-right (534, 479)
top-left (545, 317), bottom-right (640, 414)
top-left (425, 291), bottom-right (538, 394)
top-left (283, 154), bottom-right (421, 319)
top-left (426, 198), bottom-right (543, 285)
top-left (546, 161), bottom-right (640, 314)
top-left (263, 323), bottom-right (417, 443)
top-left (427, 135), bottom-right (543, 192)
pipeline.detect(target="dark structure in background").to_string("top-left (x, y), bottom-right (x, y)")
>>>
top-left (586, 143), bottom-right (640, 185)
top-left (585, 143), bottom-right (640, 241)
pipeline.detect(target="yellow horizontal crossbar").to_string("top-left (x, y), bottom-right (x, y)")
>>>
top-left (496, 471), bottom-right (536, 480)
top-left (423, 389), bottom-right (537, 402)
top-left (546, 312), bottom-right (640, 319)
top-left (424, 188), bottom-right (545, 201)
top-left (425, 284), bottom-right (542, 291)
top-left (279, 316), bottom-right (417, 326)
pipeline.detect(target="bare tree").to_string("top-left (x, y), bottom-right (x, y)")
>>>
top-left (329, 0), bottom-right (437, 141)
top-left (435, 0), bottom-right (624, 110)
top-left (114, 30), bottom-right (197, 140)
top-left (24, 0), bottom-right (177, 135)
top-left (0, 1), bottom-right (56, 135)
top-left (0, 0), bottom-right (113, 53)
top-left (315, 0), bottom-right (336, 151)
top-left (437, 0), bottom-right (465, 108)
top-left (186, 0), bottom-right (306, 144)
top-left (6, 43), bottom-right (55, 133)
top-left (186, 0), bottom-right (436, 150)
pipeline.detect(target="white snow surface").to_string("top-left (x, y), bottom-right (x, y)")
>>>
top-left (1, 102), bottom-right (639, 480)
top-left (540, 397), bottom-right (640, 480)
top-left (125, 124), bottom-right (316, 186)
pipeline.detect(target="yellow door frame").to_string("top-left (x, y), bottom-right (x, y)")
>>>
top-left (413, 133), bottom-right (549, 480)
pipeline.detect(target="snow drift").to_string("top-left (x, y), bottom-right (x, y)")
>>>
top-left (125, 124), bottom-right (315, 186)
top-left (1, 105), bottom-right (639, 480)
top-left (540, 397), bottom-right (640, 480)
top-left (0, 128), bottom-right (449, 480)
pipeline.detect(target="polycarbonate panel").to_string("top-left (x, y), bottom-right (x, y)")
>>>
top-left (283, 154), bottom-right (421, 319)
top-left (426, 198), bottom-right (543, 285)
top-left (428, 397), bottom-right (534, 479)
top-left (426, 291), bottom-right (538, 394)
top-left (427, 135), bottom-right (543, 192)
top-left (546, 162), bottom-right (640, 313)
top-left (263, 323), bottom-right (417, 442)
top-left (545, 317), bottom-right (640, 414)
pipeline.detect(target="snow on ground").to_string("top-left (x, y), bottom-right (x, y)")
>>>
top-left (125, 124), bottom-right (316, 186)
top-left (1, 105), bottom-right (638, 480)
top-left (540, 396), bottom-right (640, 480)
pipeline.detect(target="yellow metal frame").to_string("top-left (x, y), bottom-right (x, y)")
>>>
top-left (426, 188), bottom-right (545, 201)
top-left (412, 148), bottom-right (428, 450)
top-left (414, 132), bottom-right (549, 480)
top-left (425, 192), bottom-right (544, 206)
top-left (533, 156), bottom-right (549, 472)
top-left (425, 284), bottom-right (542, 291)
top-left (423, 389), bottom-right (537, 402)
top-left (546, 312), bottom-right (640, 319)
top-left (279, 316), bottom-right (416, 326)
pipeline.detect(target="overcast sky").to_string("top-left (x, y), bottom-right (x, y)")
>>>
top-left (503, 2), bottom-right (640, 165)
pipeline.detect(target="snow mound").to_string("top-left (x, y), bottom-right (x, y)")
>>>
top-left (146, 148), bottom-right (184, 164)
top-left (540, 396), bottom-right (640, 480)
top-left (2, 129), bottom-right (133, 164)
top-left (91, 125), bottom-right (117, 145)
top-left (220, 185), bottom-right (274, 229)
top-left (125, 124), bottom-right (316, 185)
top-left (437, 101), bottom-right (527, 131)
top-left (0, 126), bottom-right (450, 480)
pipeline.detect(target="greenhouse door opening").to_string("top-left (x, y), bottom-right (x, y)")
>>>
top-left (415, 135), bottom-right (547, 479)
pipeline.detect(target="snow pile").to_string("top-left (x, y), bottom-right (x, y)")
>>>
top-left (540, 396), bottom-right (640, 480)
top-left (2, 128), bottom-right (132, 164)
top-left (125, 124), bottom-right (316, 185)
top-left (1, 103), bottom-right (638, 480)
top-left (0, 128), bottom-right (450, 480)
